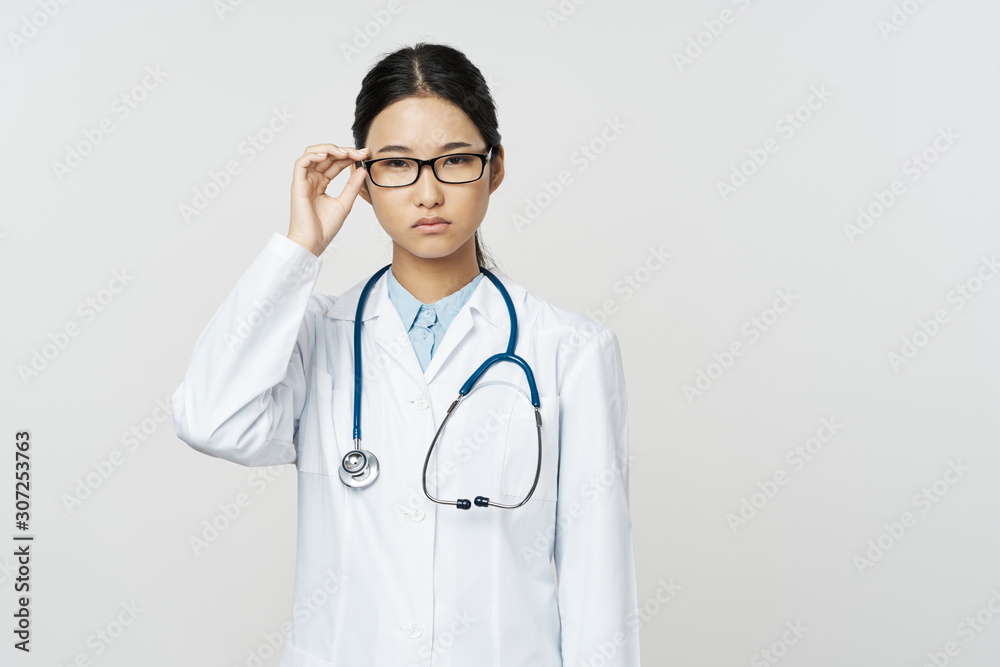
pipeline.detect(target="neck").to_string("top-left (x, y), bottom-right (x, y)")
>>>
top-left (390, 238), bottom-right (481, 304)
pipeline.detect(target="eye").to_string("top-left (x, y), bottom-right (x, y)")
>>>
top-left (443, 155), bottom-right (472, 166)
top-left (384, 159), bottom-right (411, 169)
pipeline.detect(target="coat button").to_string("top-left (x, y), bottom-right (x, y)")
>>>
top-left (412, 395), bottom-right (429, 410)
top-left (409, 507), bottom-right (425, 523)
top-left (405, 622), bottom-right (423, 638)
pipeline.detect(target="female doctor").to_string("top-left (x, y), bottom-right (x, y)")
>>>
top-left (171, 42), bottom-right (641, 666)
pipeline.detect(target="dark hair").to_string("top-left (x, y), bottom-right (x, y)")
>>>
top-left (352, 41), bottom-right (501, 270)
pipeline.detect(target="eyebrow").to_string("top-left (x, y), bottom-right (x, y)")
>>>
top-left (374, 141), bottom-right (475, 155)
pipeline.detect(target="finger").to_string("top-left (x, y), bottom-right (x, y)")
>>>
top-left (302, 144), bottom-right (369, 158)
top-left (322, 156), bottom-right (361, 179)
top-left (302, 144), bottom-right (343, 156)
top-left (292, 152), bottom-right (330, 183)
top-left (293, 152), bottom-right (352, 182)
top-left (311, 153), bottom-right (356, 172)
top-left (293, 147), bottom-right (369, 189)
top-left (303, 149), bottom-right (367, 174)
top-left (333, 163), bottom-right (369, 214)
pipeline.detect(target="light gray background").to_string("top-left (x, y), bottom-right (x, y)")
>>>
top-left (3, 0), bottom-right (999, 665)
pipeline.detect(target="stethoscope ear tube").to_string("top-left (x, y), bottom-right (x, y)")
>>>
top-left (422, 390), bottom-right (543, 510)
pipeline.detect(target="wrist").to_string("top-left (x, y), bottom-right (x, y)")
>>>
top-left (287, 233), bottom-right (323, 257)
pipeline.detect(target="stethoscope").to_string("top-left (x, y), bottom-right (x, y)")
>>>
top-left (338, 264), bottom-right (543, 510)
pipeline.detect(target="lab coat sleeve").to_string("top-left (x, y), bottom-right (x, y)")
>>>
top-left (554, 326), bottom-right (641, 666)
top-left (171, 232), bottom-right (322, 467)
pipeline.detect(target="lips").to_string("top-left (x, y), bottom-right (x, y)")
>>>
top-left (413, 217), bottom-right (450, 228)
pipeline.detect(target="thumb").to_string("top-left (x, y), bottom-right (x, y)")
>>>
top-left (335, 165), bottom-right (368, 215)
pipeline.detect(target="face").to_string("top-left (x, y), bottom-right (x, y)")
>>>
top-left (352, 95), bottom-right (504, 262)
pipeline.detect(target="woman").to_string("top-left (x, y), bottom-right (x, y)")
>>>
top-left (172, 42), bottom-right (640, 666)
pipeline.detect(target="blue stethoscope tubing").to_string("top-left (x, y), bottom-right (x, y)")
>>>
top-left (339, 263), bottom-right (543, 510)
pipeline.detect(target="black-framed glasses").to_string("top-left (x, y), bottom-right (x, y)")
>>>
top-left (356, 147), bottom-right (493, 188)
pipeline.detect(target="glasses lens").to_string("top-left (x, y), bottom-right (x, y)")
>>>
top-left (367, 154), bottom-right (485, 187)
top-left (369, 158), bottom-right (419, 187)
top-left (433, 154), bottom-right (484, 184)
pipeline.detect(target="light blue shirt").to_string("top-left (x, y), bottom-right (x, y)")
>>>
top-left (386, 267), bottom-right (484, 372)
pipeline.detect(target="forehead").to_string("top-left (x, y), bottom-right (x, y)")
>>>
top-left (367, 96), bottom-right (483, 153)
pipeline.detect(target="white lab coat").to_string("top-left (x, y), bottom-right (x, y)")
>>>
top-left (171, 232), bottom-right (641, 666)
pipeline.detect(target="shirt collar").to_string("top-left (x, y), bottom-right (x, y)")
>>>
top-left (385, 266), bottom-right (484, 331)
top-left (323, 264), bottom-right (526, 331)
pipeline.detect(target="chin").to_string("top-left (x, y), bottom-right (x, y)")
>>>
top-left (393, 238), bottom-right (452, 255)
top-left (408, 249), bottom-right (464, 261)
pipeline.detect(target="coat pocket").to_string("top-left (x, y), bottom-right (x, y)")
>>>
top-left (498, 394), bottom-right (560, 503)
top-left (298, 368), bottom-right (351, 476)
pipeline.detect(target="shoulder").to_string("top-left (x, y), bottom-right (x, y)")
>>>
top-left (504, 272), bottom-right (622, 378)
top-left (303, 273), bottom-right (371, 321)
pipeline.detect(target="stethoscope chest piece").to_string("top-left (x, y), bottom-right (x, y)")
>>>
top-left (339, 448), bottom-right (379, 488)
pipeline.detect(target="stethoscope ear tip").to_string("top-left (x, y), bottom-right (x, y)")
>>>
top-left (454, 497), bottom-right (490, 509)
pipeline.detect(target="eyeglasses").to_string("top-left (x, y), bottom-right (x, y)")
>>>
top-left (356, 147), bottom-right (493, 188)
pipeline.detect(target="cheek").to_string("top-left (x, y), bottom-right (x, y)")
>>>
top-left (370, 192), bottom-right (407, 227)
top-left (461, 187), bottom-right (491, 218)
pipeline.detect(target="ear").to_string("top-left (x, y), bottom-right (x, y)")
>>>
top-left (487, 144), bottom-right (505, 195)
top-left (351, 161), bottom-right (372, 204)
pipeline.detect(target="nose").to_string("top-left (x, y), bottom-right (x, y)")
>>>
top-left (412, 160), bottom-right (444, 205)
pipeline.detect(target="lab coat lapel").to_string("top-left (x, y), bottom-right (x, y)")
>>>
top-left (422, 306), bottom-right (473, 384)
top-left (422, 270), bottom-right (514, 385)
top-left (330, 267), bottom-right (525, 389)
top-left (364, 273), bottom-right (429, 391)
